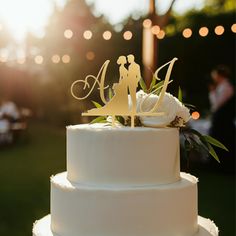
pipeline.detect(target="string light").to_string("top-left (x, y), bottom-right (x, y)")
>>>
top-left (86, 51), bottom-right (95, 61)
top-left (151, 25), bottom-right (160, 35)
top-left (62, 54), bottom-right (70, 64)
top-left (52, 54), bottom-right (60, 64)
top-left (64, 29), bottom-right (73, 39)
top-left (182, 28), bottom-right (192, 38)
top-left (199, 27), bottom-right (209, 37)
top-left (103, 31), bottom-right (112, 40)
top-left (214, 25), bottom-right (224, 35)
top-left (156, 30), bottom-right (165, 39)
top-left (143, 19), bottom-right (152, 28)
top-left (83, 30), bottom-right (92, 40)
top-left (231, 23), bottom-right (236, 33)
top-left (123, 31), bottom-right (132, 40)
top-left (192, 111), bottom-right (200, 120)
top-left (34, 55), bottom-right (43, 64)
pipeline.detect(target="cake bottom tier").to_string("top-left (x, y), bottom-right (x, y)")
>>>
top-left (50, 172), bottom-right (198, 236)
top-left (33, 215), bottom-right (219, 236)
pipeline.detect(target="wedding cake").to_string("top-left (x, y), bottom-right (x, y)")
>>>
top-left (33, 124), bottom-right (218, 236)
top-left (33, 55), bottom-right (219, 236)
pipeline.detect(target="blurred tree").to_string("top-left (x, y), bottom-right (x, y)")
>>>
top-left (142, 0), bottom-right (176, 87)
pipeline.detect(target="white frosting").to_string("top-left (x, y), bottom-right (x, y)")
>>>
top-left (33, 215), bottom-right (219, 236)
top-left (67, 123), bottom-right (180, 185)
top-left (50, 172), bottom-right (198, 236)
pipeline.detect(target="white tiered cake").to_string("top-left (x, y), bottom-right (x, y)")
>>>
top-left (33, 123), bottom-right (218, 236)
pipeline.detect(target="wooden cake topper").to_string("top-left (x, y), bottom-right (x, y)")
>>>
top-left (71, 55), bottom-right (178, 128)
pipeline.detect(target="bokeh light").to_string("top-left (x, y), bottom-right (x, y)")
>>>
top-left (83, 30), bottom-right (93, 40)
top-left (214, 25), bottom-right (224, 35)
top-left (62, 54), bottom-right (70, 64)
top-left (143, 19), bottom-right (152, 28)
top-left (64, 29), bottom-right (73, 39)
top-left (17, 58), bottom-right (26, 64)
top-left (156, 30), bottom-right (165, 39)
top-left (51, 54), bottom-right (60, 64)
top-left (182, 28), bottom-right (192, 38)
top-left (103, 31), bottom-right (112, 40)
top-left (231, 23), bottom-right (236, 33)
top-left (199, 27), bottom-right (209, 37)
top-left (123, 31), bottom-right (133, 40)
top-left (34, 55), bottom-right (43, 64)
top-left (151, 25), bottom-right (160, 35)
top-left (192, 111), bottom-right (200, 120)
top-left (86, 51), bottom-right (95, 61)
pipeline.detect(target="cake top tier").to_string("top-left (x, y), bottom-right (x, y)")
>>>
top-left (67, 123), bottom-right (180, 186)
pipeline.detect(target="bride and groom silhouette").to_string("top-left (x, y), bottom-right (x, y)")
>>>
top-left (87, 54), bottom-right (141, 116)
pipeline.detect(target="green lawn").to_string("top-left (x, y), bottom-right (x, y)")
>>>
top-left (0, 122), bottom-right (235, 236)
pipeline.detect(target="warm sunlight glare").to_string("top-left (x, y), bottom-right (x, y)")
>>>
top-left (0, 0), bottom-right (64, 41)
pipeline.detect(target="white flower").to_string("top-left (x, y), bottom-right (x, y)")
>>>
top-left (128, 91), bottom-right (191, 127)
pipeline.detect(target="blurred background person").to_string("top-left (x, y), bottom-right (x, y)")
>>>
top-left (209, 65), bottom-right (235, 172)
top-left (0, 96), bottom-right (21, 144)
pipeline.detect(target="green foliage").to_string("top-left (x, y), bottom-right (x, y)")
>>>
top-left (92, 101), bottom-right (102, 108)
top-left (108, 88), bottom-right (114, 100)
top-left (139, 77), bottom-right (148, 93)
top-left (178, 86), bottom-right (183, 102)
top-left (149, 75), bottom-right (158, 93)
top-left (90, 116), bottom-right (107, 124)
top-left (203, 135), bottom-right (229, 151)
top-left (181, 127), bottom-right (228, 163)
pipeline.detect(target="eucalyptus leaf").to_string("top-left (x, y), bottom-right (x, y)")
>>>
top-left (178, 86), bottom-right (182, 102)
top-left (92, 101), bottom-right (102, 108)
top-left (203, 135), bottom-right (229, 152)
top-left (90, 116), bottom-right (107, 124)
top-left (139, 77), bottom-right (147, 93)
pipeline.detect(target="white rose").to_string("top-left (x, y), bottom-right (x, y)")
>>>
top-left (128, 91), bottom-right (191, 127)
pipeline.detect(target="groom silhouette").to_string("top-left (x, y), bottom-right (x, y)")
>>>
top-left (127, 54), bottom-right (141, 112)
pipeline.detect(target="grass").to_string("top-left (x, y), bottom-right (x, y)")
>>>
top-left (0, 122), bottom-right (235, 236)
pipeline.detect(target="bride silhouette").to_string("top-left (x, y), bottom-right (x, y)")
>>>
top-left (86, 56), bottom-right (130, 115)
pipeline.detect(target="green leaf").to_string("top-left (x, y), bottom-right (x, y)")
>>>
top-left (207, 143), bottom-right (220, 163)
top-left (116, 116), bottom-right (125, 125)
top-left (184, 103), bottom-right (196, 109)
top-left (203, 135), bottom-right (229, 151)
top-left (178, 86), bottom-right (182, 102)
top-left (152, 80), bottom-right (173, 95)
top-left (90, 116), bottom-right (107, 124)
top-left (149, 75), bottom-right (157, 92)
top-left (152, 80), bottom-right (164, 90)
top-left (139, 77), bottom-right (147, 93)
top-left (108, 88), bottom-right (113, 100)
top-left (92, 101), bottom-right (102, 108)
